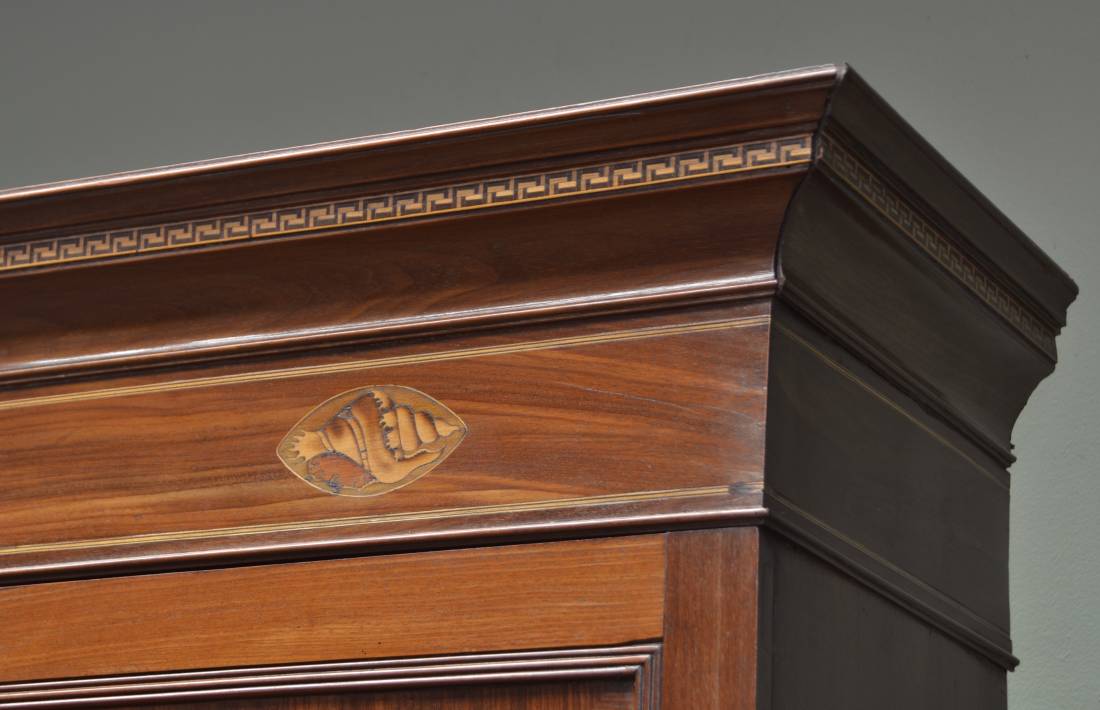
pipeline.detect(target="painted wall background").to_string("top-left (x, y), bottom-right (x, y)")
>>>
top-left (1, 2), bottom-right (1095, 707)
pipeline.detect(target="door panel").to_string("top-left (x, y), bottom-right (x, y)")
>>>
top-left (132, 680), bottom-right (638, 710)
top-left (0, 644), bottom-right (660, 709)
top-left (0, 537), bottom-right (664, 683)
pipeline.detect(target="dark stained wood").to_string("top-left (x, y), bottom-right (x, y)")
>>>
top-left (760, 530), bottom-right (1006, 709)
top-left (823, 66), bottom-right (1076, 322)
top-left (0, 536), bottom-right (665, 683)
top-left (662, 528), bottom-right (760, 710)
top-left (780, 171), bottom-right (1052, 461)
top-left (0, 65), bottom-right (1078, 709)
top-left (764, 304), bottom-right (1013, 660)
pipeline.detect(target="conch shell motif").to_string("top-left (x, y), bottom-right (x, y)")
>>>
top-left (277, 385), bottom-right (467, 496)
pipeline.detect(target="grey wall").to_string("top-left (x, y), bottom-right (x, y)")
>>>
top-left (1, 2), bottom-right (1095, 707)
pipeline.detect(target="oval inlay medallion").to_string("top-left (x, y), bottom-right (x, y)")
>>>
top-left (277, 385), bottom-right (467, 497)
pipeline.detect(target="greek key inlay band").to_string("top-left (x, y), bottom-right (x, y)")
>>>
top-left (819, 133), bottom-right (1056, 358)
top-left (0, 135), bottom-right (814, 274)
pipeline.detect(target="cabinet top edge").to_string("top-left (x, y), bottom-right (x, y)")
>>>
top-left (0, 64), bottom-right (841, 207)
top-left (0, 62), bottom-right (1075, 325)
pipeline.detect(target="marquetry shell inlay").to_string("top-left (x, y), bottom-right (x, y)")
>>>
top-left (277, 385), bottom-right (467, 497)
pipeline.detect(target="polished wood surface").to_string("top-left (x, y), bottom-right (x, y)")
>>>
top-left (761, 531), bottom-right (1006, 709)
top-left (0, 64), bottom-right (1077, 708)
top-left (0, 645), bottom-right (660, 709)
top-left (0, 536), bottom-right (664, 683)
top-left (275, 385), bottom-right (469, 497)
top-left (0, 302), bottom-right (768, 582)
top-left (0, 66), bottom-right (835, 237)
top-left (764, 304), bottom-right (1013, 663)
top-left (662, 529), bottom-right (760, 710)
top-left (0, 175), bottom-right (796, 383)
top-left (130, 682), bottom-right (639, 710)
top-left (780, 170), bottom-right (1050, 460)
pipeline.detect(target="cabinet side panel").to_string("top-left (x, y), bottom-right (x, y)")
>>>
top-left (762, 531), bottom-right (1006, 709)
top-left (764, 305), bottom-right (1010, 641)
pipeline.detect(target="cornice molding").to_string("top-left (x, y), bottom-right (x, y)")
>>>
top-left (817, 131), bottom-right (1057, 359)
top-left (0, 135), bottom-right (811, 275)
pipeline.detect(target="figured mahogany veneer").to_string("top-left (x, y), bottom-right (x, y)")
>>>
top-left (0, 65), bottom-right (1076, 709)
top-left (0, 536), bottom-right (665, 682)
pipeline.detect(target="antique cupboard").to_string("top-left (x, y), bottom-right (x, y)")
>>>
top-left (0, 65), bottom-right (1077, 708)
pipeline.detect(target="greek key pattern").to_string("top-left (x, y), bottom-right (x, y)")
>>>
top-left (0, 135), bottom-right (813, 274)
top-left (819, 134), bottom-right (1056, 358)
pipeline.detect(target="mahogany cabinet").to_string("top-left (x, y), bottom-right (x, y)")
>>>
top-left (0, 64), bottom-right (1076, 708)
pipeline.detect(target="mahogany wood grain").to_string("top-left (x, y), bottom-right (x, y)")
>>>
top-left (0, 175), bottom-right (796, 384)
top-left (662, 528), bottom-right (760, 710)
top-left (0, 536), bottom-right (665, 683)
top-left (126, 682), bottom-right (638, 710)
top-left (0, 645), bottom-right (660, 709)
top-left (0, 303), bottom-right (768, 582)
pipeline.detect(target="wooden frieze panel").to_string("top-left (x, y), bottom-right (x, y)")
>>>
top-left (0, 303), bottom-right (770, 582)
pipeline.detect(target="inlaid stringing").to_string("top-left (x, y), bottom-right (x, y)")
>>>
top-left (0, 315), bottom-right (770, 412)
